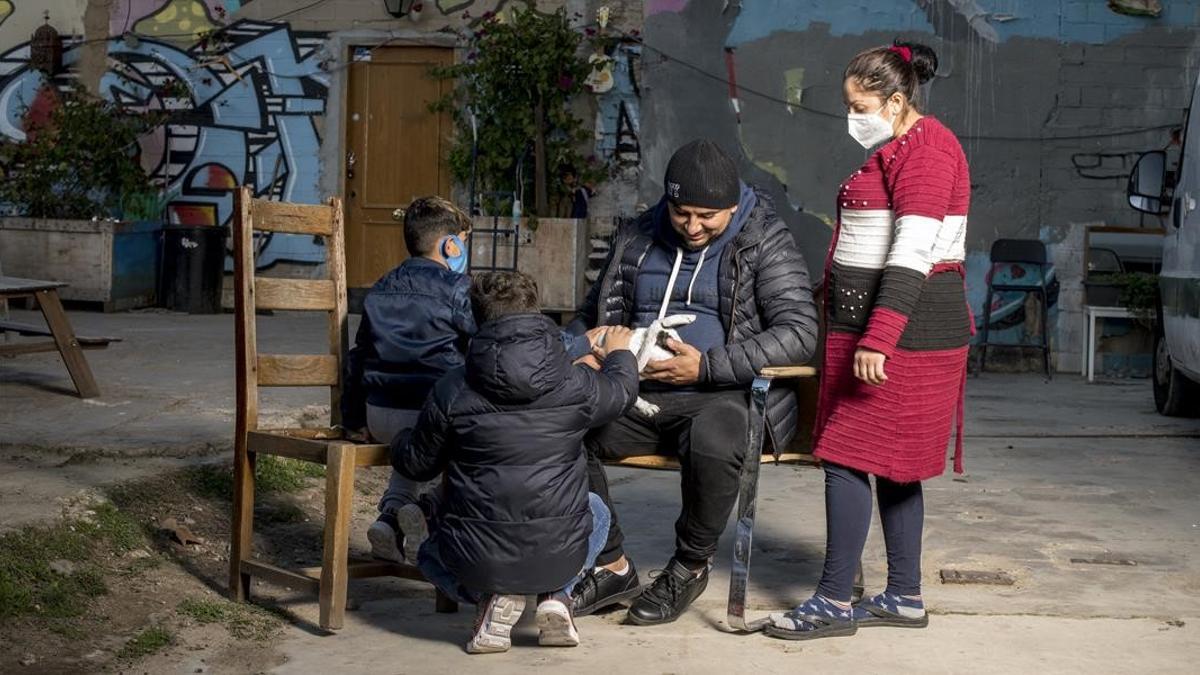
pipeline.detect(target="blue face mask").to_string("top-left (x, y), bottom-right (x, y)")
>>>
top-left (441, 235), bottom-right (468, 274)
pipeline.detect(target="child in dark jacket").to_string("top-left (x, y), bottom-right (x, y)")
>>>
top-left (341, 196), bottom-right (475, 564)
top-left (392, 271), bottom-right (638, 654)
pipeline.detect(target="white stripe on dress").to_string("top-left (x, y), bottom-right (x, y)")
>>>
top-left (886, 214), bottom-right (944, 275)
top-left (833, 209), bottom-right (893, 270)
top-left (931, 215), bottom-right (967, 262)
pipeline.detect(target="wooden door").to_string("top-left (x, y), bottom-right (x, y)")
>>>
top-left (344, 46), bottom-right (453, 289)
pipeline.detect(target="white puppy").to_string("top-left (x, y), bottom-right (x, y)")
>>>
top-left (597, 314), bottom-right (697, 417)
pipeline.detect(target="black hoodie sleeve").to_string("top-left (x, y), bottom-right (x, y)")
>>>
top-left (583, 350), bottom-right (640, 427)
top-left (391, 381), bottom-right (454, 482)
top-left (340, 310), bottom-right (376, 431)
top-left (703, 221), bottom-right (819, 385)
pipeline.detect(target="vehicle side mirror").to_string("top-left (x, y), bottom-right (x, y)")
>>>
top-left (1127, 150), bottom-right (1169, 215)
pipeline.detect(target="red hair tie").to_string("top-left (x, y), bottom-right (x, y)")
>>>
top-left (889, 45), bottom-right (913, 63)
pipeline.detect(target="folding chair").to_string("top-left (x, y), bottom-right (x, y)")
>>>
top-left (977, 238), bottom-right (1053, 379)
top-left (228, 186), bottom-right (454, 630)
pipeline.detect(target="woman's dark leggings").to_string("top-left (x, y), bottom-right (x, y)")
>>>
top-left (815, 462), bottom-right (924, 602)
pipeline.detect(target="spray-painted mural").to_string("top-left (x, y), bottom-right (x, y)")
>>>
top-left (594, 42), bottom-right (641, 166)
top-left (0, 0), bottom-right (326, 266)
top-left (966, 252), bottom-right (1060, 346)
top-left (112, 1), bottom-right (234, 43)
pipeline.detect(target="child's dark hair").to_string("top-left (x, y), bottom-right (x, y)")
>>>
top-left (844, 40), bottom-right (938, 111)
top-left (470, 271), bottom-right (540, 323)
top-left (403, 196), bottom-right (472, 256)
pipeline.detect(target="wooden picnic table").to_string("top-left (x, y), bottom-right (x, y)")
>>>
top-left (0, 276), bottom-right (105, 398)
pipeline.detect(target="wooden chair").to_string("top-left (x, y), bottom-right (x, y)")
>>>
top-left (228, 187), bottom-right (454, 631)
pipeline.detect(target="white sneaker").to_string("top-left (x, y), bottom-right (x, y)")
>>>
top-left (395, 503), bottom-right (428, 563)
top-left (536, 593), bottom-right (579, 647)
top-left (367, 514), bottom-right (403, 563)
top-left (466, 594), bottom-right (526, 654)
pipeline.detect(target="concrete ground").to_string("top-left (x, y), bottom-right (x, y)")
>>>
top-left (3, 308), bottom-right (1199, 673)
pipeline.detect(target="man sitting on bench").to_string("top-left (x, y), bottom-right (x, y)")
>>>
top-left (562, 139), bottom-right (819, 625)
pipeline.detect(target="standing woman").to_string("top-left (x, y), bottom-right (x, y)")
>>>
top-left (766, 40), bottom-right (971, 640)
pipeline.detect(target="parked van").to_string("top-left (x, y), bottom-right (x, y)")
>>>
top-left (1127, 73), bottom-right (1200, 416)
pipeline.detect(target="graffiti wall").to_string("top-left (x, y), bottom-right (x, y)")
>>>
top-left (0, 0), bottom-right (327, 265)
top-left (0, 0), bottom-right (620, 267)
top-left (640, 0), bottom-right (1200, 369)
top-left (593, 42), bottom-right (641, 168)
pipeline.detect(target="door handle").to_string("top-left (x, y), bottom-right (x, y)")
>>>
top-left (345, 150), bottom-right (356, 180)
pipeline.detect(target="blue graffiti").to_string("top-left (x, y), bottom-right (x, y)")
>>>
top-left (594, 43), bottom-right (641, 165)
top-left (0, 20), bottom-right (330, 267)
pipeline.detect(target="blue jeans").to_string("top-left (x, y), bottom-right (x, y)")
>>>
top-left (418, 492), bottom-right (611, 605)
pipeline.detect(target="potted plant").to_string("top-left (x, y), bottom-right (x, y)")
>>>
top-left (430, 6), bottom-right (606, 312)
top-left (1088, 271), bottom-right (1159, 323)
top-left (432, 5), bottom-right (605, 220)
top-left (0, 86), bottom-right (169, 310)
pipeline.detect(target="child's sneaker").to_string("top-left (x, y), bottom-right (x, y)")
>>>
top-left (466, 594), bottom-right (526, 654)
top-left (535, 592), bottom-right (579, 647)
top-left (367, 513), bottom-right (403, 563)
top-left (395, 502), bottom-right (429, 563)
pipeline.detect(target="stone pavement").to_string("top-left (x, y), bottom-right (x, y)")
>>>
top-left (3, 309), bottom-right (1199, 672)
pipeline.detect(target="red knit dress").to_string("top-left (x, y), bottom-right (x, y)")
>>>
top-left (813, 116), bottom-right (971, 483)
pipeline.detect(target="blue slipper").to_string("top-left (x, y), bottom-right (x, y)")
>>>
top-left (764, 595), bottom-right (857, 641)
top-left (852, 592), bottom-right (929, 628)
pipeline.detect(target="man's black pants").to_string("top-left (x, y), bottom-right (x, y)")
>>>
top-left (585, 390), bottom-right (749, 566)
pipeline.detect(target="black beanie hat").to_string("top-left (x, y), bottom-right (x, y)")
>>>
top-left (663, 139), bottom-right (740, 209)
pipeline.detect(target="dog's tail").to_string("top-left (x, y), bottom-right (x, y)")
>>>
top-left (659, 314), bottom-right (697, 328)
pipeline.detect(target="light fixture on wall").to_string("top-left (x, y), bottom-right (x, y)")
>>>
top-left (30, 11), bottom-right (64, 76)
top-left (383, 0), bottom-right (423, 21)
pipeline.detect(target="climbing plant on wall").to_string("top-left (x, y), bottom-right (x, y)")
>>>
top-left (433, 5), bottom-right (602, 217)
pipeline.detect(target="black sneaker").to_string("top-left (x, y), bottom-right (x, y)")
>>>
top-left (626, 558), bottom-right (709, 626)
top-left (571, 559), bottom-right (641, 617)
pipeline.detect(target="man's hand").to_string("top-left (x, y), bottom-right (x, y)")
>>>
top-left (573, 354), bottom-right (603, 371)
top-left (643, 338), bottom-right (702, 385)
top-left (584, 326), bottom-right (609, 349)
top-left (853, 348), bottom-right (888, 386)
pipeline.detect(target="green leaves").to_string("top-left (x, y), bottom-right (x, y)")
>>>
top-left (431, 6), bottom-right (601, 214)
top-left (0, 85), bottom-right (165, 220)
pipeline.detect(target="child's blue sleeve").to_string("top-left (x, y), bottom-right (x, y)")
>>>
top-left (559, 330), bottom-right (592, 361)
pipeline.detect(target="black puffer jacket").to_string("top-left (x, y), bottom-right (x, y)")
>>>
top-left (341, 257), bottom-right (475, 430)
top-left (568, 187), bottom-right (818, 449)
top-left (392, 314), bottom-right (639, 594)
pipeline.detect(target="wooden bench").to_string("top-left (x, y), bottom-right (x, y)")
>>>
top-left (601, 364), bottom-right (835, 632)
top-left (0, 277), bottom-right (115, 398)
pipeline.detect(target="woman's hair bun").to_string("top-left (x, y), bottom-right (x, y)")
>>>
top-left (895, 40), bottom-right (938, 84)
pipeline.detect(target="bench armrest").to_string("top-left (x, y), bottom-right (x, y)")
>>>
top-left (758, 365), bottom-right (818, 379)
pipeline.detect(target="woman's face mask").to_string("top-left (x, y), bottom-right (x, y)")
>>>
top-left (843, 78), bottom-right (901, 149)
top-left (847, 103), bottom-right (896, 149)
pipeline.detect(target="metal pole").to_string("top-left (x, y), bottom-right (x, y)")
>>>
top-left (468, 107), bottom-right (479, 215)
